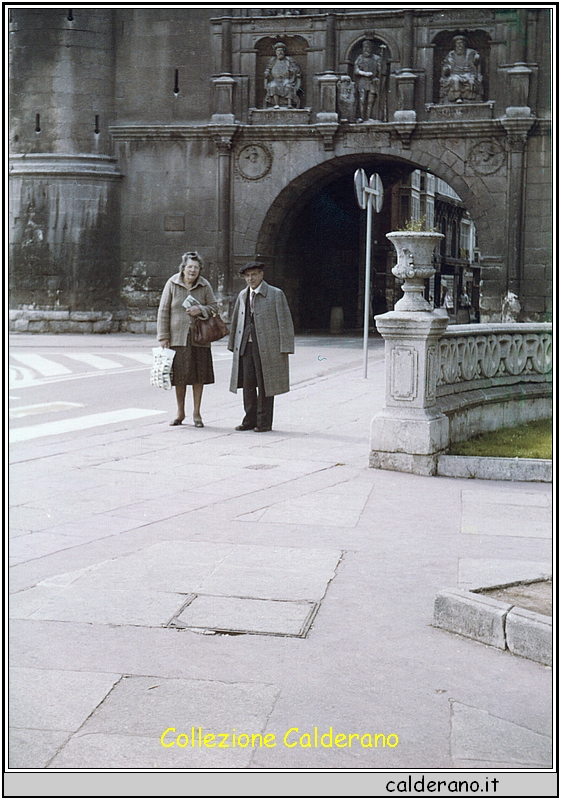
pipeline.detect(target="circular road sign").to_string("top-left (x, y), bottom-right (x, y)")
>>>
top-left (354, 168), bottom-right (368, 210)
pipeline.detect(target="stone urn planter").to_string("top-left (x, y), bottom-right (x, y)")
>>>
top-left (387, 231), bottom-right (445, 312)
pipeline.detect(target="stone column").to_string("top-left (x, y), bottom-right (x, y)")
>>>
top-left (211, 18), bottom-right (235, 123)
top-left (221, 18), bottom-right (232, 74)
top-left (499, 5), bottom-right (534, 303)
top-left (212, 128), bottom-right (236, 300)
top-left (325, 13), bottom-right (336, 73)
top-left (500, 116), bottom-right (535, 300)
top-left (393, 9), bottom-right (416, 142)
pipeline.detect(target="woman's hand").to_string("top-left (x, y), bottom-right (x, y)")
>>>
top-left (187, 306), bottom-right (202, 317)
top-left (161, 340), bottom-right (170, 349)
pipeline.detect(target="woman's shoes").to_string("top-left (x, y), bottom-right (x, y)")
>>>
top-left (170, 415), bottom-right (204, 427)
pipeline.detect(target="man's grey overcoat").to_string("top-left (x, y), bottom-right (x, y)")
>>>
top-left (228, 281), bottom-right (295, 397)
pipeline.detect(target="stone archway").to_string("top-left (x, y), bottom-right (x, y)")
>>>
top-left (255, 146), bottom-right (501, 331)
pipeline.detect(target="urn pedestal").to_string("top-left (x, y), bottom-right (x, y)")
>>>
top-left (370, 231), bottom-right (450, 475)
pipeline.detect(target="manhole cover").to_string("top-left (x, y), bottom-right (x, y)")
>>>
top-left (168, 595), bottom-right (318, 638)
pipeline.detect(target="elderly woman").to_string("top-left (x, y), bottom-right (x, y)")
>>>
top-left (157, 251), bottom-right (218, 427)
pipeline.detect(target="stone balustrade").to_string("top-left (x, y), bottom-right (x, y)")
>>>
top-left (371, 316), bottom-right (552, 476)
top-left (437, 323), bottom-right (552, 395)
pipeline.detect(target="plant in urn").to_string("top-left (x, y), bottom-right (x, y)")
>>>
top-left (387, 225), bottom-right (444, 312)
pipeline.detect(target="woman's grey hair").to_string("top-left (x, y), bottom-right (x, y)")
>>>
top-left (180, 251), bottom-right (204, 273)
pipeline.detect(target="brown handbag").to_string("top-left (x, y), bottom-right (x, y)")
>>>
top-left (191, 312), bottom-right (230, 345)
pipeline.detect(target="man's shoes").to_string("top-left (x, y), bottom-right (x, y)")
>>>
top-left (254, 426), bottom-right (272, 432)
top-left (235, 424), bottom-right (254, 431)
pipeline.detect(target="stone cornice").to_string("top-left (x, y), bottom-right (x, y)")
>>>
top-left (9, 153), bottom-right (123, 179)
top-left (108, 117), bottom-right (550, 144)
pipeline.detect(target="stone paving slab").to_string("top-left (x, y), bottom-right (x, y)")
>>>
top-left (9, 667), bottom-right (121, 731)
top-left (460, 487), bottom-right (552, 537)
top-left (28, 587), bottom-right (185, 627)
top-left (8, 728), bottom-right (73, 770)
top-left (450, 701), bottom-right (552, 768)
top-left (48, 676), bottom-right (279, 768)
top-left (47, 732), bottom-right (254, 769)
top-left (8, 336), bottom-right (553, 770)
top-left (195, 565), bottom-right (337, 601)
top-left (458, 558), bottom-right (552, 589)
top-left (11, 541), bottom-right (342, 627)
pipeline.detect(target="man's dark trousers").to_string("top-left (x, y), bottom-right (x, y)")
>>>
top-left (241, 339), bottom-right (274, 430)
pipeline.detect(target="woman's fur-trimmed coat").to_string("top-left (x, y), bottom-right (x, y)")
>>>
top-left (228, 281), bottom-right (295, 397)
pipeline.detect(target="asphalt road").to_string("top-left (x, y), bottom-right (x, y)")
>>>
top-left (8, 333), bottom-right (385, 444)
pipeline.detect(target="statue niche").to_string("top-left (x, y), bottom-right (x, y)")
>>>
top-left (344, 38), bottom-right (388, 122)
top-left (255, 37), bottom-right (307, 110)
top-left (264, 41), bottom-right (302, 108)
top-left (437, 33), bottom-right (485, 104)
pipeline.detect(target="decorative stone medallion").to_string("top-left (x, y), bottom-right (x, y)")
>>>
top-left (236, 144), bottom-right (272, 180)
top-left (467, 140), bottom-right (505, 175)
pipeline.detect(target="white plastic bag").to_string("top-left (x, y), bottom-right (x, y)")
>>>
top-left (150, 347), bottom-right (176, 390)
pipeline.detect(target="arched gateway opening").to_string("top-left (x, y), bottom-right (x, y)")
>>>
top-left (256, 155), bottom-right (477, 332)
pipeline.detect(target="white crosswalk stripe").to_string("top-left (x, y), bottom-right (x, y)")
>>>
top-left (9, 348), bottom-right (232, 388)
top-left (62, 353), bottom-right (127, 370)
top-left (11, 353), bottom-right (72, 376)
top-left (116, 352), bottom-right (155, 364)
top-left (9, 408), bottom-right (166, 443)
top-left (9, 350), bottom-right (153, 388)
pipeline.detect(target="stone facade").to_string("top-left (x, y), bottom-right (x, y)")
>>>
top-left (9, 8), bottom-right (552, 332)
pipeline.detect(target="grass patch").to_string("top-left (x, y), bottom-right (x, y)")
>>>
top-left (450, 418), bottom-right (552, 459)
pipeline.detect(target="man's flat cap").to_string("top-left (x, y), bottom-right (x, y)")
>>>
top-left (239, 261), bottom-right (265, 275)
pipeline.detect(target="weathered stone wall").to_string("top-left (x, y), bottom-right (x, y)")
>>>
top-left (112, 133), bottom-right (222, 333)
top-left (9, 9), bottom-right (121, 314)
top-left (113, 8), bottom-right (217, 125)
top-left (8, 8), bottom-right (552, 332)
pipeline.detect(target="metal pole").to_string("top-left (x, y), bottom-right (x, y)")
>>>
top-left (363, 193), bottom-right (373, 379)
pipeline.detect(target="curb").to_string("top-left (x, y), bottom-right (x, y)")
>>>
top-left (434, 587), bottom-right (552, 666)
top-left (437, 455), bottom-right (552, 482)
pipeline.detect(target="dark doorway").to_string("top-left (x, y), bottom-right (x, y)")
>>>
top-left (287, 176), bottom-right (361, 332)
top-left (276, 165), bottom-right (405, 332)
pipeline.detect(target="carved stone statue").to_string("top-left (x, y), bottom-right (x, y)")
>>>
top-left (440, 35), bottom-right (483, 104)
top-left (353, 40), bottom-right (382, 122)
top-left (501, 291), bottom-right (521, 322)
top-left (264, 42), bottom-right (302, 109)
top-left (337, 76), bottom-right (357, 123)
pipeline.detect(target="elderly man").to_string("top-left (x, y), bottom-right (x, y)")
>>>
top-left (229, 261), bottom-right (295, 432)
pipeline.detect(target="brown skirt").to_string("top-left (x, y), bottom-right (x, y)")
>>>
top-left (171, 337), bottom-right (215, 386)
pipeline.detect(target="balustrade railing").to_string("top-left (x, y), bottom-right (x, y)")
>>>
top-left (436, 323), bottom-right (552, 397)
